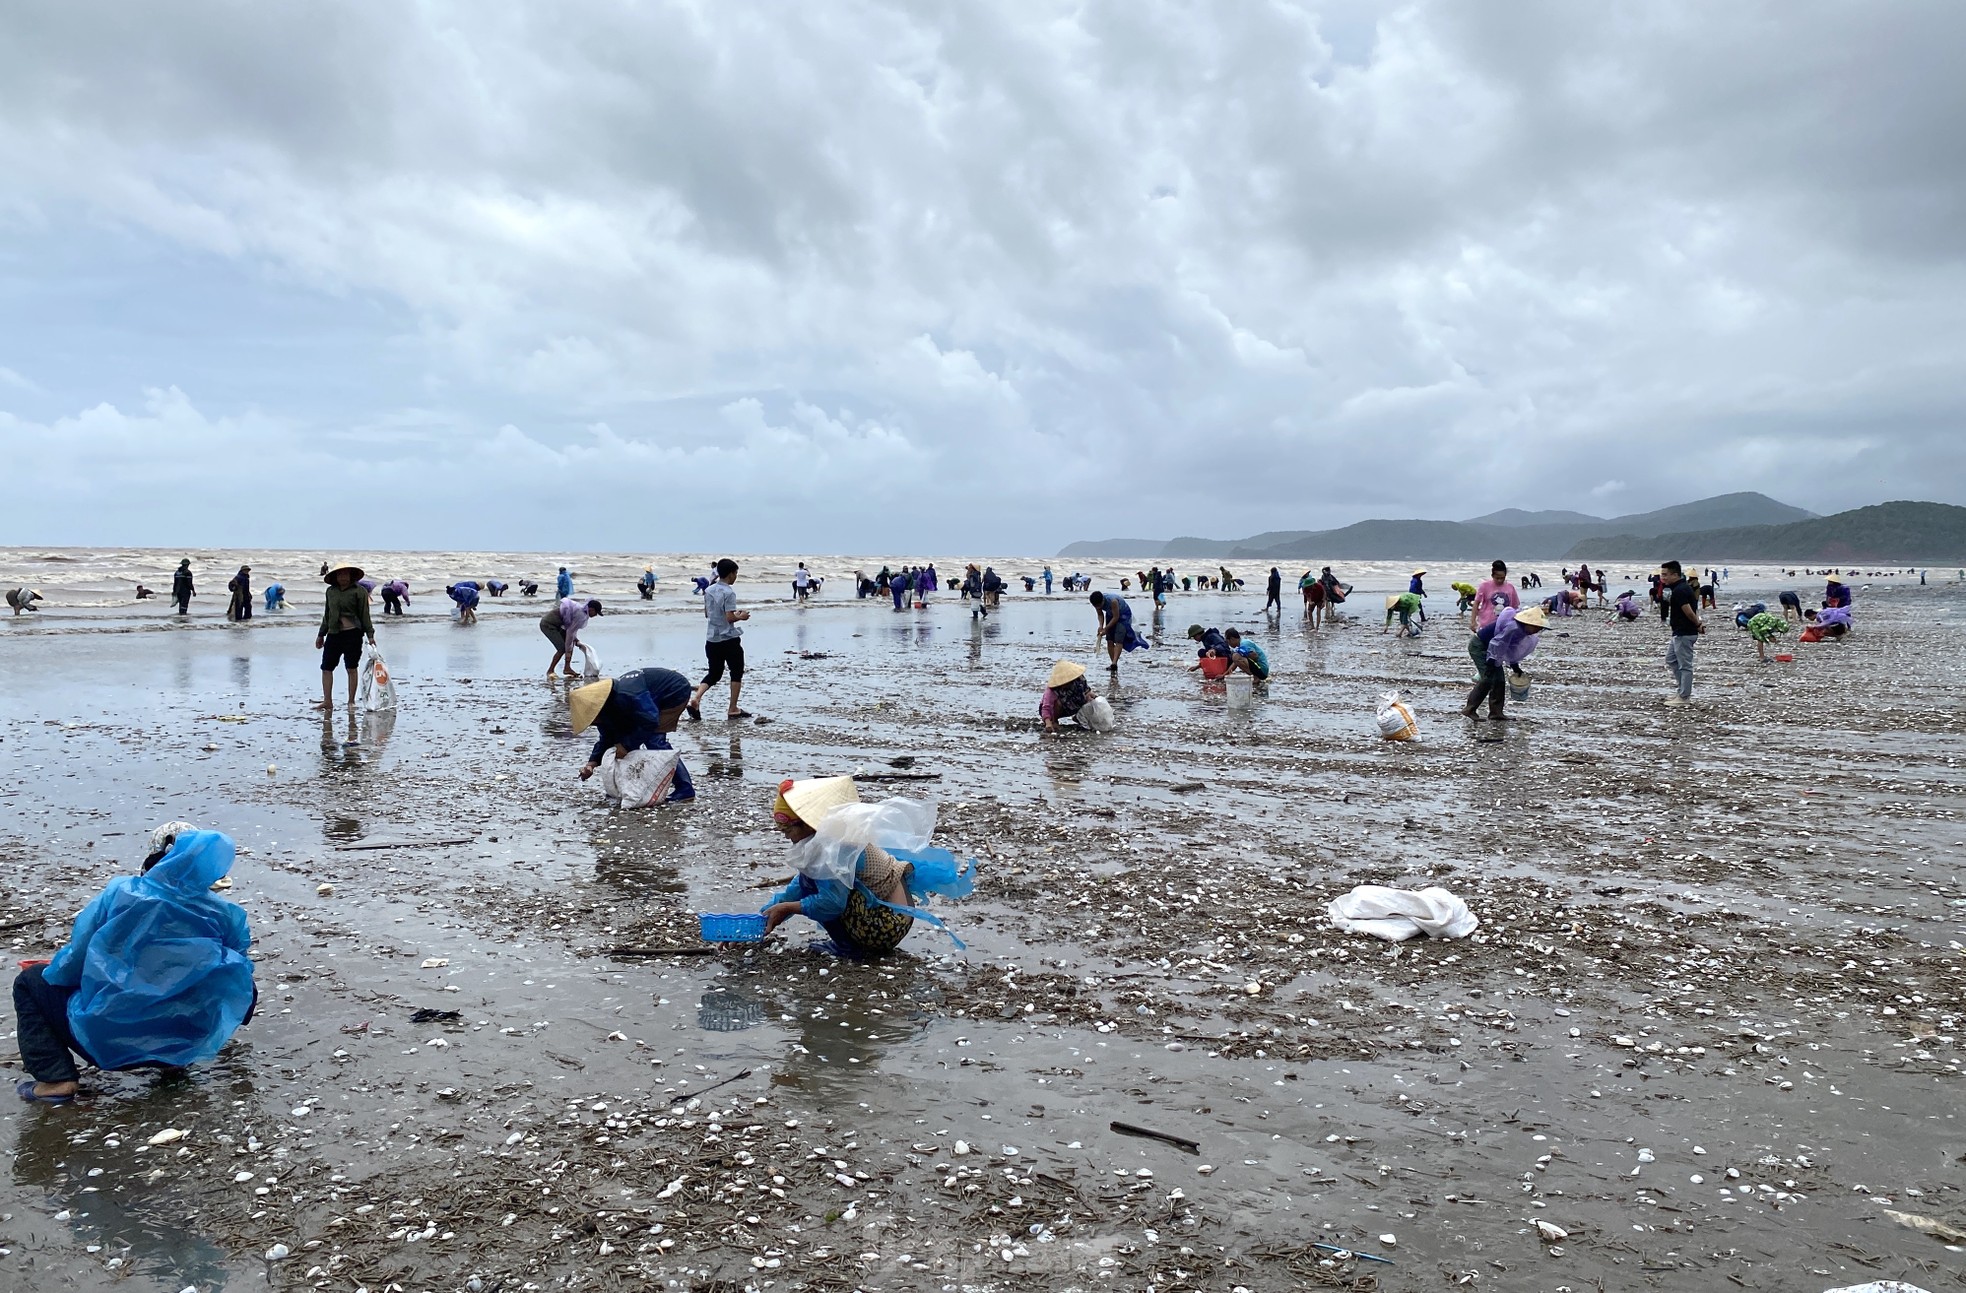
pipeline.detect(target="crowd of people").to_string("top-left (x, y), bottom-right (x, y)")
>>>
top-left (9, 535), bottom-right (1900, 1115)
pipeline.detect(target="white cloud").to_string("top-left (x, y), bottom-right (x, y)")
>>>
top-left (2, 0), bottom-right (1964, 549)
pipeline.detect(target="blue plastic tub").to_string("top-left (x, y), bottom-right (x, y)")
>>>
top-left (698, 912), bottom-right (767, 943)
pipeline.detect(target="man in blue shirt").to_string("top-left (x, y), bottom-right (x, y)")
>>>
top-left (556, 566), bottom-right (574, 599)
top-left (1224, 628), bottom-right (1270, 680)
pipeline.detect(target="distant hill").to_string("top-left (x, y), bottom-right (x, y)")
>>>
top-left (1055, 538), bottom-right (1171, 559)
top-left (1594, 492), bottom-right (1815, 535)
top-left (1463, 507), bottom-right (1605, 527)
top-left (1061, 492), bottom-right (1817, 560)
top-left (1567, 501), bottom-right (1966, 563)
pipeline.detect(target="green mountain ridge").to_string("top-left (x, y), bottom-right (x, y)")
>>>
top-left (1058, 492), bottom-right (1817, 560)
top-left (1565, 501), bottom-right (1966, 563)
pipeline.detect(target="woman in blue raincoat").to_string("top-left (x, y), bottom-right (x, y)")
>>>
top-left (758, 777), bottom-right (975, 956)
top-left (13, 825), bottom-right (255, 1104)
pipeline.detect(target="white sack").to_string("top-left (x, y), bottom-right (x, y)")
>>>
top-left (600, 748), bottom-right (679, 809)
top-left (1075, 696), bottom-right (1116, 733)
top-left (1327, 885), bottom-right (1478, 942)
top-left (579, 644), bottom-right (602, 680)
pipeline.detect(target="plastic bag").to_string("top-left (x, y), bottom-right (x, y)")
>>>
top-left (579, 644), bottom-right (602, 680)
top-left (599, 747), bottom-right (680, 808)
top-left (1327, 884), bottom-right (1478, 941)
top-left (62, 830), bottom-right (256, 1069)
top-left (791, 798), bottom-right (939, 887)
top-left (1375, 692), bottom-right (1417, 741)
top-left (1075, 695), bottom-right (1116, 733)
top-left (359, 644), bottom-right (397, 712)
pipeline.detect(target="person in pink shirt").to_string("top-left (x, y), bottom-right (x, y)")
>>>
top-left (1473, 559), bottom-right (1520, 631)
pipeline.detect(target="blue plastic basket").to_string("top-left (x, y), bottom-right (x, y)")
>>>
top-left (698, 912), bottom-right (767, 943)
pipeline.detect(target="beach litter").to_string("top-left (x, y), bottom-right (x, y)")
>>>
top-left (1327, 885), bottom-right (1478, 941)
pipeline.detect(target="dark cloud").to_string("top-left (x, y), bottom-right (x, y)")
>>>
top-left (2, 0), bottom-right (1963, 550)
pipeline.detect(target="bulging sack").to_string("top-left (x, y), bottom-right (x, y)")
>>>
top-left (1075, 696), bottom-right (1116, 733)
top-left (600, 748), bottom-right (680, 809)
top-left (358, 645), bottom-right (397, 712)
top-left (579, 644), bottom-right (602, 680)
top-left (1375, 692), bottom-right (1417, 741)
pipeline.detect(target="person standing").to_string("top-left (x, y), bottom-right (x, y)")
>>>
top-left (225, 565), bottom-right (253, 622)
top-left (171, 559), bottom-right (195, 615)
top-left (1407, 568), bottom-right (1428, 622)
top-left (1659, 559), bottom-right (1704, 706)
top-left (1264, 567), bottom-right (1283, 614)
top-left (556, 566), bottom-right (574, 599)
top-left (793, 563), bottom-right (814, 602)
top-left (540, 596), bottom-right (603, 677)
top-left (1090, 590), bottom-right (1148, 672)
top-left (688, 558), bottom-right (751, 720)
top-left (1043, 566), bottom-right (1054, 595)
top-left (1473, 560), bottom-right (1518, 631)
top-left (316, 561), bottom-right (376, 712)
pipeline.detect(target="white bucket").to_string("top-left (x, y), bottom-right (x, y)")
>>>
top-left (1225, 673), bottom-right (1253, 708)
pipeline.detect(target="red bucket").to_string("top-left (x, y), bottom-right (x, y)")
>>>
top-left (1198, 656), bottom-right (1231, 679)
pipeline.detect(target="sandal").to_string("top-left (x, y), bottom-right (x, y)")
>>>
top-left (726, 709), bottom-right (752, 720)
top-left (16, 1079), bottom-right (75, 1105)
top-left (686, 704), bottom-right (702, 722)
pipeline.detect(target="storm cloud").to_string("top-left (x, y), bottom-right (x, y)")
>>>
top-left (2, 1), bottom-right (1963, 550)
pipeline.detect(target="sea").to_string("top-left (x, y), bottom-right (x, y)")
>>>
top-left (0, 545), bottom-right (1926, 627)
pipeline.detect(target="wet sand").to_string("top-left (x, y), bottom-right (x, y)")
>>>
top-left (3, 582), bottom-right (1964, 1292)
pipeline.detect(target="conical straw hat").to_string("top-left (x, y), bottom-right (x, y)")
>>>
top-left (569, 679), bottom-right (614, 734)
top-left (1047, 659), bottom-right (1086, 688)
top-left (782, 776), bottom-right (860, 827)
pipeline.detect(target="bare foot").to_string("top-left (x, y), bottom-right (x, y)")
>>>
top-left (314, 701), bottom-right (332, 712)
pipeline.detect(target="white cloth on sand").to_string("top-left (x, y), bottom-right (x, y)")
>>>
top-left (1327, 885), bottom-right (1478, 942)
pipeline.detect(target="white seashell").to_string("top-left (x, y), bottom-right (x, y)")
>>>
top-left (265, 1243), bottom-right (291, 1260)
top-left (148, 1129), bottom-right (187, 1146)
top-left (420, 958), bottom-right (449, 968)
top-left (1534, 1220), bottom-right (1567, 1241)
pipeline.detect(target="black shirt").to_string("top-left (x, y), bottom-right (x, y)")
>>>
top-left (1667, 579), bottom-right (1701, 636)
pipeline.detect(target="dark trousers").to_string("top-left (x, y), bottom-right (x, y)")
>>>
top-left (175, 595), bottom-right (191, 614)
top-left (13, 966), bottom-right (86, 1084)
top-left (1466, 659), bottom-right (1507, 714)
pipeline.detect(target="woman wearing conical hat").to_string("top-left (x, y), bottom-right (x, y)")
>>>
top-left (1039, 659), bottom-right (1094, 736)
top-left (759, 777), bottom-right (975, 956)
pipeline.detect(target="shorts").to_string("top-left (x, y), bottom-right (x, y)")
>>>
top-left (539, 613), bottom-right (568, 652)
top-left (702, 637), bottom-right (745, 685)
top-left (321, 628), bottom-right (364, 671)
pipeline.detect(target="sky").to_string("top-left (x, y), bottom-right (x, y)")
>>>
top-left (3, 0), bottom-right (1964, 553)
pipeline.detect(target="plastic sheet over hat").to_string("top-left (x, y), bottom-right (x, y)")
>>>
top-left (789, 797), bottom-right (938, 888)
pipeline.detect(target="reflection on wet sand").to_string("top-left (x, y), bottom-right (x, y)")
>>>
top-left (10, 1067), bottom-right (250, 1292)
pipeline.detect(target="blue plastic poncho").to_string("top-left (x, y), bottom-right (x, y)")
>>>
top-left (44, 830), bottom-right (256, 1070)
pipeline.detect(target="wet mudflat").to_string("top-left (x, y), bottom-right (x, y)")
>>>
top-left (2, 580), bottom-right (1964, 1293)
